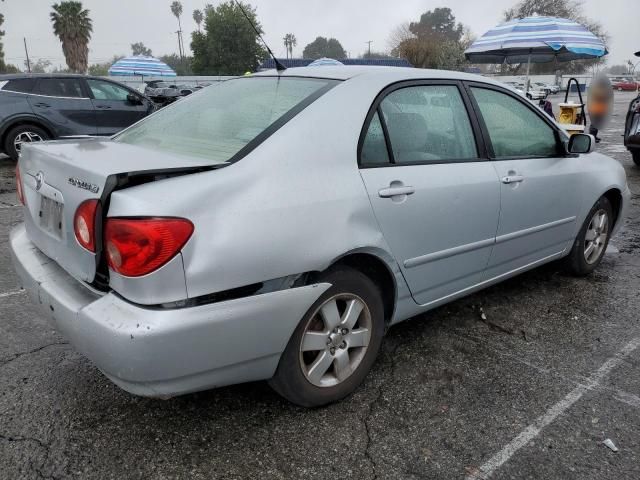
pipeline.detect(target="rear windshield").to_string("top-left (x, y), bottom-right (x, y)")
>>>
top-left (115, 76), bottom-right (338, 162)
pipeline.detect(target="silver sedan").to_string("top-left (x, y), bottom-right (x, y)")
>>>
top-left (10, 67), bottom-right (629, 406)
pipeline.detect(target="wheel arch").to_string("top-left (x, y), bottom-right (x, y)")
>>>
top-left (602, 187), bottom-right (623, 228)
top-left (0, 116), bottom-right (55, 149)
top-left (313, 249), bottom-right (398, 326)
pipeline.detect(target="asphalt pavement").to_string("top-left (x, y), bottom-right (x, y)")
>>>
top-left (1, 91), bottom-right (639, 480)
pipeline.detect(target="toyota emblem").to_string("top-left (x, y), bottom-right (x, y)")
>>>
top-left (35, 171), bottom-right (44, 191)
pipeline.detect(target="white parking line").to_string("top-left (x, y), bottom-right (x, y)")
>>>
top-left (467, 337), bottom-right (640, 480)
top-left (0, 289), bottom-right (25, 299)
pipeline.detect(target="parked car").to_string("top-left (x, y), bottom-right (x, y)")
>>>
top-left (533, 81), bottom-right (559, 94)
top-left (10, 67), bottom-right (629, 407)
top-left (502, 81), bottom-right (546, 100)
top-left (624, 92), bottom-right (640, 165)
top-left (612, 78), bottom-right (639, 92)
top-left (144, 80), bottom-right (210, 108)
top-left (0, 74), bottom-right (155, 160)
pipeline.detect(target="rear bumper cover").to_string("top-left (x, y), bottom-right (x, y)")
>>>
top-left (10, 224), bottom-right (329, 397)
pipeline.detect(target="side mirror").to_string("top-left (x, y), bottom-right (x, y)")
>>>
top-left (568, 133), bottom-right (595, 154)
top-left (126, 93), bottom-right (142, 105)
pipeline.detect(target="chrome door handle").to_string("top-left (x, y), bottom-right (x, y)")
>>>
top-left (501, 175), bottom-right (524, 184)
top-left (33, 102), bottom-right (51, 108)
top-left (378, 186), bottom-right (415, 198)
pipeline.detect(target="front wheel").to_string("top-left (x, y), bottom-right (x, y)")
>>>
top-left (632, 150), bottom-right (640, 167)
top-left (269, 267), bottom-right (385, 407)
top-left (563, 196), bottom-right (613, 276)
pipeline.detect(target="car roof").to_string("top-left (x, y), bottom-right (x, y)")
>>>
top-left (0, 73), bottom-right (115, 81)
top-left (253, 66), bottom-right (507, 88)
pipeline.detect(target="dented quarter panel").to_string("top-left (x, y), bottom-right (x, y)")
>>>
top-left (107, 73), bottom-right (408, 303)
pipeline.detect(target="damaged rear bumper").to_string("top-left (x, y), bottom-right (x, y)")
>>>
top-left (10, 224), bottom-right (329, 398)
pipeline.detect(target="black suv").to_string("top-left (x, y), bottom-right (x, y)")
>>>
top-left (0, 74), bottom-right (155, 160)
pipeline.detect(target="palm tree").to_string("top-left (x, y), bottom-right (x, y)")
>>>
top-left (193, 9), bottom-right (203, 32)
top-left (283, 33), bottom-right (297, 59)
top-left (170, 1), bottom-right (184, 60)
top-left (50, 1), bottom-right (92, 73)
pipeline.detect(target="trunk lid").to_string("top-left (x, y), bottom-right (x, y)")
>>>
top-left (19, 138), bottom-right (219, 284)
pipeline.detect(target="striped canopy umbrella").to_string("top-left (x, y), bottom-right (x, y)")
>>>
top-left (108, 55), bottom-right (176, 77)
top-left (465, 16), bottom-right (607, 90)
top-left (308, 58), bottom-right (344, 67)
top-left (465, 16), bottom-right (607, 64)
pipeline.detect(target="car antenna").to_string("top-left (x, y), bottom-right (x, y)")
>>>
top-left (234, 0), bottom-right (286, 72)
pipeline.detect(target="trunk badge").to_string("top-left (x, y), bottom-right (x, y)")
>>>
top-left (68, 177), bottom-right (100, 194)
top-left (35, 171), bottom-right (44, 191)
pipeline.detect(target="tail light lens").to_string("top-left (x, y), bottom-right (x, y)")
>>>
top-left (16, 165), bottom-right (25, 205)
top-left (74, 199), bottom-right (100, 252)
top-left (104, 218), bottom-right (194, 277)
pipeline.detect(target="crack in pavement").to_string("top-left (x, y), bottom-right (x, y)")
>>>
top-left (0, 341), bottom-right (68, 368)
top-left (362, 340), bottom-right (401, 480)
top-left (0, 432), bottom-right (59, 480)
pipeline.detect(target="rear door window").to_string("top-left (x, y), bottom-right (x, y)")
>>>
top-left (34, 78), bottom-right (86, 98)
top-left (379, 85), bottom-right (478, 164)
top-left (361, 111), bottom-right (390, 165)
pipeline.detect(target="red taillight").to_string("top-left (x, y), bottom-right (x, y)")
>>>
top-left (16, 165), bottom-right (25, 205)
top-left (104, 218), bottom-right (194, 277)
top-left (74, 199), bottom-right (100, 252)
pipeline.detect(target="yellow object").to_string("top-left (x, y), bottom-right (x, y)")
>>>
top-left (558, 103), bottom-right (583, 125)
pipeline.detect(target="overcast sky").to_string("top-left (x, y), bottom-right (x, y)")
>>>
top-left (1, 0), bottom-right (635, 69)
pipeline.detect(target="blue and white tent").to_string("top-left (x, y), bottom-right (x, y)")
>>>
top-left (465, 16), bottom-right (607, 65)
top-left (108, 56), bottom-right (176, 77)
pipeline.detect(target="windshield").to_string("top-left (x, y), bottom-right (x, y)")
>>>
top-left (116, 76), bottom-right (337, 162)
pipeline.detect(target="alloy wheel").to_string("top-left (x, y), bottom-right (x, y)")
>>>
top-left (299, 294), bottom-right (372, 387)
top-left (584, 209), bottom-right (609, 264)
top-left (14, 131), bottom-right (44, 152)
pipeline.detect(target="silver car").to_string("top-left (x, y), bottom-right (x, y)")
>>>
top-left (10, 67), bottom-right (630, 407)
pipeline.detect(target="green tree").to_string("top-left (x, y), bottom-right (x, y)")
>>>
top-left (193, 9), bottom-right (203, 32)
top-left (283, 33), bottom-right (297, 59)
top-left (190, 1), bottom-right (267, 75)
top-left (159, 53), bottom-right (193, 75)
top-left (50, 1), bottom-right (93, 73)
top-left (409, 7), bottom-right (463, 43)
top-left (302, 37), bottom-right (346, 59)
top-left (393, 8), bottom-right (468, 70)
top-left (503, 0), bottom-right (608, 75)
top-left (88, 54), bottom-right (124, 76)
top-left (131, 42), bottom-right (152, 56)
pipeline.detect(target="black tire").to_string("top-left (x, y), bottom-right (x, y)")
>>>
top-left (4, 124), bottom-right (50, 160)
top-left (269, 266), bottom-right (385, 407)
top-left (564, 196), bottom-right (613, 276)
top-left (632, 150), bottom-right (640, 167)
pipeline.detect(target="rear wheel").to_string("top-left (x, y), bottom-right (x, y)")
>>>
top-left (269, 267), bottom-right (385, 407)
top-left (4, 124), bottom-right (49, 160)
top-left (564, 196), bottom-right (613, 276)
top-left (632, 150), bottom-right (640, 167)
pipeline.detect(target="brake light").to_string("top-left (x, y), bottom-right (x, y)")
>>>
top-left (16, 165), bottom-right (25, 205)
top-left (104, 218), bottom-right (194, 277)
top-left (74, 199), bottom-right (100, 252)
